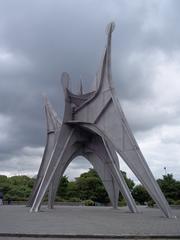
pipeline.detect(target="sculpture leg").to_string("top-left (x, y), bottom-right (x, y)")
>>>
top-left (85, 152), bottom-right (119, 208)
top-left (85, 132), bottom-right (138, 213)
top-left (27, 130), bottom-right (57, 207)
top-left (90, 97), bottom-right (174, 218)
top-left (28, 99), bottom-right (61, 208)
top-left (47, 147), bottom-right (78, 209)
top-left (30, 124), bottom-right (76, 212)
top-left (114, 98), bottom-right (174, 217)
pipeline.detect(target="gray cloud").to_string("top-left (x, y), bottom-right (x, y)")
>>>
top-left (0, 0), bottom-right (180, 180)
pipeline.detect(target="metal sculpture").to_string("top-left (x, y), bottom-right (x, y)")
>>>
top-left (29, 22), bottom-right (174, 218)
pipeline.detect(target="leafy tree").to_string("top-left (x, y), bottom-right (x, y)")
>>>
top-left (57, 176), bottom-right (69, 198)
top-left (0, 171), bottom-right (179, 205)
top-left (132, 184), bottom-right (151, 205)
top-left (66, 181), bottom-right (80, 199)
top-left (0, 175), bottom-right (8, 183)
top-left (0, 175), bottom-right (35, 201)
top-left (121, 171), bottom-right (135, 191)
top-left (0, 175), bottom-right (10, 195)
top-left (157, 174), bottom-right (180, 203)
top-left (0, 182), bottom-right (11, 195)
top-left (119, 171), bottom-right (135, 202)
top-left (132, 174), bottom-right (180, 205)
top-left (76, 168), bottom-right (109, 203)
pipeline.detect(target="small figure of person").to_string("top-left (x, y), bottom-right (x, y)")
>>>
top-left (0, 191), bottom-right (3, 205)
top-left (7, 197), bottom-right (12, 205)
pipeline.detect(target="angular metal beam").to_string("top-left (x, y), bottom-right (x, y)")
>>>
top-left (27, 98), bottom-right (61, 207)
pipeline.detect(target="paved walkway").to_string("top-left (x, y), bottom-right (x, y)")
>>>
top-left (0, 205), bottom-right (179, 238)
top-left (0, 236), bottom-right (179, 240)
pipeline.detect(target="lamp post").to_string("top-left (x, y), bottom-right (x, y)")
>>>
top-left (164, 167), bottom-right (167, 176)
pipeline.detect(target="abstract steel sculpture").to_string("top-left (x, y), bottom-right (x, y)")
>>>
top-left (29, 23), bottom-right (174, 218)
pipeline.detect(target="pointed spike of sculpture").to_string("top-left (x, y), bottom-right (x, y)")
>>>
top-left (61, 72), bottom-right (70, 92)
top-left (80, 79), bottom-right (83, 95)
top-left (106, 22), bottom-right (115, 35)
top-left (94, 22), bottom-right (114, 94)
top-left (44, 96), bottom-right (62, 127)
top-left (42, 93), bottom-right (48, 104)
top-left (29, 22), bottom-right (175, 218)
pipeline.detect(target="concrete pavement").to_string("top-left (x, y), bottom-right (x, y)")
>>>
top-left (0, 205), bottom-right (179, 238)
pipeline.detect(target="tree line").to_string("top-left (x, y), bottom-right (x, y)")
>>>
top-left (0, 169), bottom-right (180, 206)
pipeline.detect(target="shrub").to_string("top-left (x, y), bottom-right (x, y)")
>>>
top-left (83, 199), bottom-right (95, 206)
top-left (174, 200), bottom-right (180, 205)
top-left (67, 197), bottom-right (81, 202)
top-left (147, 200), bottom-right (155, 207)
top-left (167, 198), bottom-right (175, 205)
top-left (118, 199), bottom-right (126, 207)
top-left (55, 196), bottom-right (65, 202)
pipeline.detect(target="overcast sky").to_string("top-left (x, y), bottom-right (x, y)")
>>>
top-left (0, 0), bottom-right (180, 183)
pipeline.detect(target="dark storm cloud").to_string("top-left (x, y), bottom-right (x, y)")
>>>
top-left (0, 0), bottom-right (180, 177)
